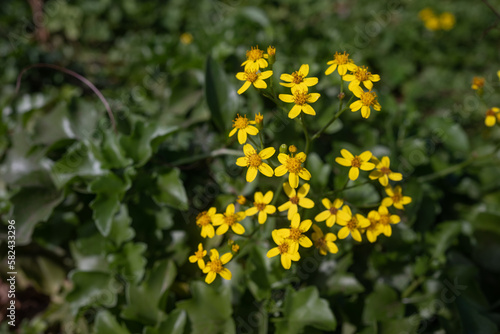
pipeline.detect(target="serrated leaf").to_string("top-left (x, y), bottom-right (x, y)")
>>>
top-left (108, 242), bottom-right (147, 284)
top-left (90, 193), bottom-right (121, 236)
top-left (66, 271), bottom-right (117, 314)
top-left (108, 205), bottom-right (135, 246)
top-left (94, 310), bottom-right (131, 334)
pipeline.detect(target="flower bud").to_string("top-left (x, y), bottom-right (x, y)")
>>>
top-left (279, 144), bottom-right (288, 154)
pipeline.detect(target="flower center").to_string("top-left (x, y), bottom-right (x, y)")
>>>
top-left (255, 112), bottom-right (263, 124)
top-left (278, 243), bottom-right (289, 254)
top-left (354, 66), bottom-right (370, 82)
top-left (210, 259), bottom-right (223, 273)
top-left (472, 77), bottom-right (485, 88)
top-left (196, 212), bottom-right (211, 226)
top-left (347, 217), bottom-right (358, 230)
top-left (246, 46), bottom-right (264, 61)
top-left (255, 202), bottom-right (267, 211)
top-left (329, 207), bottom-right (338, 215)
top-left (379, 215), bottom-right (390, 225)
top-left (380, 167), bottom-right (391, 175)
top-left (291, 71), bottom-right (304, 84)
top-left (289, 227), bottom-right (302, 240)
top-left (286, 157), bottom-right (303, 173)
top-left (290, 196), bottom-right (299, 205)
top-left (392, 193), bottom-right (402, 203)
top-left (248, 153), bottom-right (262, 167)
top-left (293, 91), bottom-right (308, 105)
top-left (315, 237), bottom-right (326, 249)
top-left (367, 219), bottom-right (378, 230)
top-left (224, 214), bottom-right (237, 226)
top-left (233, 115), bottom-right (249, 129)
top-left (486, 109), bottom-right (496, 116)
top-left (360, 91), bottom-right (377, 106)
top-left (334, 51), bottom-right (350, 65)
top-left (351, 157), bottom-right (361, 168)
top-left (246, 71), bottom-right (258, 83)
top-left (195, 249), bottom-right (204, 258)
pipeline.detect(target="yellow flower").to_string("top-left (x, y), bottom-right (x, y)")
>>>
top-left (335, 149), bottom-right (375, 181)
top-left (245, 191), bottom-right (276, 224)
top-left (236, 195), bottom-right (246, 205)
top-left (377, 205), bottom-right (400, 237)
top-left (439, 12), bottom-right (455, 30)
top-left (288, 145), bottom-right (297, 153)
top-left (196, 208), bottom-right (216, 238)
top-left (279, 89), bottom-right (320, 119)
top-left (202, 249), bottom-right (232, 284)
top-left (229, 114), bottom-right (259, 144)
top-left (314, 198), bottom-right (349, 227)
top-left (325, 51), bottom-right (357, 76)
top-left (212, 204), bottom-right (246, 235)
top-left (424, 16), bottom-right (440, 31)
top-left (485, 107), bottom-right (500, 127)
top-left (369, 156), bottom-right (403, 186)
top-left (266, 230), bottom-right (300, 269)
top-left (189, 243), bottom-right (207, 269)
top-left (242, 45), bottom-right (268, 71)
top-left (471, 76), bottom-right (485, 90)
top-left (278, 183), bottom-right (315, 220)
top-left (276, 213), bottom-right (313, 248)
top-left (311, 224), bottom-right (338, 255)
top-left (336, 206), bottom-right (370, 242)
top-left (418, 8), bottom-right (435, 21)
top-left (349, 87), bottom-right (381, 119)
top-left (232, 244), bottom-right (240, 253)
top-left (255, 112), bottom-right (264, 127)
top-left (180, 32), bottom-right (193, 45)
top-left (236, 69), bottom-right (273, 95)
top-left (236, 144), bottom-right (275, 182)
top-left (365, 210), bottom-right (382, 243)
top-left (497, 70), bottom-right (500, 81)
top-left (382, 185), bottom-right (412, 210)
top-left (343, 66), bottom-right (380, 91)
top-left (266, 46), bottom-right (276, 57)
top-left (280, 64), bottom-right (319, 93)
top-left (275, 151), bottom-right (311, 188)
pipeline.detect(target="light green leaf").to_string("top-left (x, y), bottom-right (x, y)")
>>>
top-left (108, 242), bottom-right (147, 284)
top-left (153, 168), bottom-right (188, 210)
top-left (94, 310), bottom-right (131, 334)
top-left (66, 271), bottom-right (117, 314)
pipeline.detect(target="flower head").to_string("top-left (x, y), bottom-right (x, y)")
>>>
top-left (279, 89), bottom-right (320, 119)
top-left (369, 156), bottom-right (403, 186)
top-left (439, 12), bottom-right (455, 30)
top-left (212, 204), bottom-right (246, 235)
top-left (180, 32), bottom-right (193, 45)
top-left (336, 206), bottom-right (370, 242)
top-left (189, 243), bottom-right (207, 269)
top-left (266, 230), bottom-right (300, 269)
top-left (236, 144), bottom-right (275, 182)
top-left (277, 213), bottom-right (313, 248)
top-left (245, 191), bottom-right (276, 224)
top-left (278, 183), bottom-right (315, 220)
top-left (236, 195), bottom-right (246, 205)
top-left (196, 208), bottom-right (217, 238)
top-left (343, 66), bottom-right (380, 91)
top-left (254, 112), bottom-right (264, 128)
top-left (349, 87), bottom-right (381, 118)
top-left (485, 107), bottom-right (500, 127)
top-left (365, 210), bottom-right (382, 243)
top-left (325, 51), bottom-right (357, 76)
top-left (471, 76), bottom-right (485, 90)
top-left (202, 249), bottom-right (232, 284)
top-left (335, 149), bottom-right (375, 181)
top-left (242, 46), bottom-right (268, 71)
top-left (265, 46), bottom-right (276, 65)
top-left (311, 224), bottom-right (338, 255)
top-left (280, 64), bottom-right (319, 93)
top-left (275, 151), bottom-right (311, 188)
top-left (229, 114), bottom-right (259, 144)
top-left (232, 244), bottom-right (240, 253)
top-left (314, 198), bottom-right (349, 227)
top-left (377, 205), bottom-right (401, 237)
top-left (236, 69), bottom-right (273, 95)
top-left (419, 8), bottom-right (435, 21)
top-left (382, 185), bottom-right (412, 210)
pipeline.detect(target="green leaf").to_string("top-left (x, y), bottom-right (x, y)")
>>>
top-left (158, 309), bottom-right (187, 334)
top-left (247, 245), bottom-right (272, 300)
top-left (66, 271), bottom-right (117, 314)
top-left (427, 221), bottom-right (463, 263)
top-left (94, 310), bottom-right (131, 334)
top-left (121, 260), bottom-right (177, 325)
top-left (90, 193), bottom-right (121, 237)
top-left (108, 205), bottom-right (135, 246)
top-left (109, 242), bottom-right (147, 284)
top-left (275, 286), bottom-right (336, 334)
top-left (153, 168), bottom-right (188, 210)
top-left (362, 283), bottom-right (404, 324)
top-left (177, 281), bottom-right (235, 334)
top-left (456, 296), bottom-right (498, 334)
top-left (205, 55), bottom-right (238, 132)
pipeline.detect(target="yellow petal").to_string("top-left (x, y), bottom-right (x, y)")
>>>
top-left (245, 125), bottom-right (259, 135)
top-left (238, 129), bottom-right (247, 144)
top-left (299, 236), bottom-right (313, 248)
top-left (350, 100), bottom-right (363, 111)
top-left (219, 268), bottom-right (232, 280)
top-left (289, 172), bottom-right (299, 188)
top-left (349, 167), bottom-right (360, 180)
top-left (299, 168), bottom-right (311, 180)
top-left (315, 210), bottom-right (331, 222)
top-left (338, 227), bottom-right (350, 239)
top-left (297, 183), bottom-right (310, 198)
top-left (267, 247), bottom-right (280, 258)
top-left (229, 127), bottom-right (237, 137)
top-left (260, 70), bottom-right (273, 79)
top-left (299, 197), bottom-right (315, 209)
top-left (205, 271), bottom-right (216, 284)
top-left (216, 224), bottom-right (229, 235)
top-left (246, 167), bottom-right (258, 182)
top-left (246, 207), bottom-right (258, 216)
top-left (236, 157), bottom-right (249, 167)
top-left (351, 229), bottom-right (362, 242)
top-left (307, 93), bottom-right (320, 103)
top-left (259, 147), bottom-right (275, 159)
top-left (235, 72), bottom-right (246, 81)
top-left (302, 104), bottom-right (316, 116)
top-left (258, 163), bottom-right (274, 177)
top-left (258, 211), bottom-right (267, 224)
top-left (275, 165), bottom-right (288, 177)
top-left (263, 191), bottom-right (273, 204)
top-left (288, 105), bottom-right (302, 119)
top-left (280, 73), bottom-right (294, 82)
top-left (238, 81), bottom-right (252, 95)
top-left (359, 151), bottom-right (372, 162)
top-left (220, 253), bottom-right (233, 264)
top-left (231, 223), bottom-right (245, 234)
top-left (361, 106), bottom-right (371, 118)
top-left (279, 94), bottom-right (294, 103)
top-left (281, 254), bottom-right (292, 269)
top-left (299, 64), bottom-right (309, 76)
top-left (325, 63), bottom-right (337, 75)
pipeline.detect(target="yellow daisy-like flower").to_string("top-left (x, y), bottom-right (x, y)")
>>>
top-left (255, 112), bottom-right (264, 127)
top-left (382, 185), bottom-right (412, 210)
top-left (349, 86), bottom-right (381, 119)
top-left (232, 244), bottom-right (240, 253)
top-left (365, 210), bottom-right (382, 243)
top-left (418, 8), bottom-right (434, 21)
top-left (202, 249), bottom-right (232, 284)
top-left (343, 66), bottom-right (380, 91)
top-left (471, 76), bottom-right (485, 90)
top-left (280, 64), bottom-right (319, 93)
top-left (369, 156), bottom-right (403, 186)
top-left (424, 16), bottom-right (440, 31)
top-left (242, 45), bottom-right (268, 71)
top-left (265, 46), bottom-right (276, 58)
top-left (314, 198), bottom-right (350, 227)
top-left (266, 230), bottom-right (300, 269)
top-left (212, 204), bottom-right (246, 235)
top-left (278, 183), bottom-right (315, 220)
top-left (439, 12), bottom-right (455, 30)
top-left (279, 89), bottom-right (320, 119)
top-left (189, 243), bottom-right (207, 269)
top-left (236, 195), bottom-right (246, 205)
top-left (196, 208), bottom-right (216, 238)
top-left (245, 191), bottom-right (276, 224)
top-left (236, 69), bottom-right (273, 95)
top-left (336, 206), bottom-right (370, 242)
top-left (277, 213), bottom-right (313, 248)
top-left (377, 205), bottom-right (400, 237)
top-left (335, 149), bottom-right (375, 181)
top-left (485, 107), bottom-right (500, 127)
top-left (236, 144), bottom-right (275, 182)
top-left (325, 51), bottom-right (358, 76)
top-left (275, 151), bottom-right (311, 188)
top-left (311, 224), bottom-right (339, 255)
top-left (229, 114), bottom-right (259, 144)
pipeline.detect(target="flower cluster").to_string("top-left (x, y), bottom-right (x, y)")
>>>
top-left (419, 8), bottom-right (456, 31)
top-left (471, 75), bottom-right (500, 127)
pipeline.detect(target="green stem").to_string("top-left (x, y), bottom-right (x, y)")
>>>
top-left (402, 276), bottom-right (425, 299)
top-left (417, 157), bottom-right (474, 183)
top-left (170, 148), bottom-right (242, 166)
top-left (323, 179), bottom-right (371, 197)
top-left (300, 114), bottom-right (311, 155)
top-left (258, 131), bottom-right (265, 150)
top-left (311, 95), bottom-right (354, 141)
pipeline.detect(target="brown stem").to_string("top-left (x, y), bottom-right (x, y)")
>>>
top-left (28, 0), bottom-right (49, 43)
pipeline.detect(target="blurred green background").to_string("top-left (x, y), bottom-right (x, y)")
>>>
top-left (1, 0), bottom-right (500, 333)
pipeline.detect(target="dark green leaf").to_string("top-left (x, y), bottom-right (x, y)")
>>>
top-left (94, 310), bottom-right (131, 334)
top-left (153, 168), bottom-right (188, 210)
